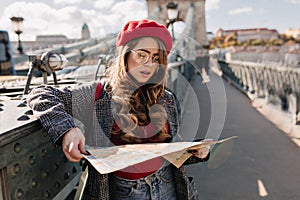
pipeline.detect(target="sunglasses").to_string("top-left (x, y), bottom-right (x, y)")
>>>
top-left (131, 50), bottom-right (160, 65)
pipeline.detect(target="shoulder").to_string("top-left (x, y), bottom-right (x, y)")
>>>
top-left (164, 88), bottom-right (178, 105)
top-left (164, 88), bottom-right (181, 116)
top-left (94, 81), bottom-right (111, 101)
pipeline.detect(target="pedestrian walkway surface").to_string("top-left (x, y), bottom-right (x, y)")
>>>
top-left (181, 73), bottom-right (300, 200)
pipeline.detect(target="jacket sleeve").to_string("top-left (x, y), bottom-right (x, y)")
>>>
top-left (184, 151), bottom-right (210, 165)
top-left (27, 83), bottom-right (97, 145)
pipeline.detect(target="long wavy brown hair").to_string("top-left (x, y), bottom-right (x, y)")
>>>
top-left (107, 37), bottom-right (171, 144)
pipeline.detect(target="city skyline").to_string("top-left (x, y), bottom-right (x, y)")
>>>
top-left (1, 0), bottom-right (300, 41)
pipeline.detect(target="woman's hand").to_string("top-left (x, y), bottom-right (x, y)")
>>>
top-left (188, 139), bottom-right (213, 159)
top-left (62, 127), bottom-right (87, 162)
top-left (188, 145), bottom-right (210, 159)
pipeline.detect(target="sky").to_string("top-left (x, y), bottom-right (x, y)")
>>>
top-left (1, 0), bottom-right (300, 41)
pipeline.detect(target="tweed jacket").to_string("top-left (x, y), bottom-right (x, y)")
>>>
top-left (27, 82), bottom-right (206, 200)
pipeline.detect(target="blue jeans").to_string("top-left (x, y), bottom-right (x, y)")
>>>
top-left (110, 165), bottom-right (177, 200)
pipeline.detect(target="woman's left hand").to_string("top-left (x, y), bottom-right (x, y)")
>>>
top-left (188, 145), bottom-right (210, 159)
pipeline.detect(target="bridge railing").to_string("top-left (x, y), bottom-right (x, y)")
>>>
top-left (167, 61), bottom-right (194, 103)
top-left (227, 50), bottom-right (300, 68)
top-left (218, 60), bottom-right (300, 125)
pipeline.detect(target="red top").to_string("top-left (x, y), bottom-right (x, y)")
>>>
top-left (111, 122), bottom-right (169, 180)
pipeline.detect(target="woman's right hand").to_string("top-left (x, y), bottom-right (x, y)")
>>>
top-left (62, 127), bottom-right (87, 162)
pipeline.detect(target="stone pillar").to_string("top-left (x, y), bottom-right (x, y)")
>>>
top-left (145, 0), bottom-right (208, 47)
top-left (194, 0), bottom-right (209, 47)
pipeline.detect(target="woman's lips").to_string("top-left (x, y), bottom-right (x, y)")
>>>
top-left (140, 70), bottom-right (151, 76)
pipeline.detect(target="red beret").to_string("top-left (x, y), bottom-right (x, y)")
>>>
top-left (116, 19), bottom-right (172, 53)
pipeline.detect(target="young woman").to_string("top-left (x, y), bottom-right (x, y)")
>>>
top-left (27, 19), bottom-right (210, 200)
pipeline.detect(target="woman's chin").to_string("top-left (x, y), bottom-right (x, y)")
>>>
top-left (135, 75), bottom-right (152, 84)
top-left (136, 79), bottom-right (149, 84)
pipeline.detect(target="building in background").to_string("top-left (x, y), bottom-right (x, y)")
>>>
top-left (81, 22), bottom-right (91, 40)
top-left (11, 22), bottom-right (91, 53)
top-left (285, 28), bottom-right (300, 39)
top-left (35, 34), bottom-right (69, 43)
top-left (216, 28), bottom-right (279, 42)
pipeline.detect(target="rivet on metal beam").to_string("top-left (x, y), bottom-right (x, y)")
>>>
top-left (44, 190), bottom-right (51, 199)
top-left (17, 102), bottom-right (27, 107)
top-left (15, 189), bottom-right (24, 199)
top-left (13, 143), bottom-right (21, 153)
top-left (42, 131), bottom-right (48, 137)
top-left (30, 178), bottom-right (38, 188)
top-left (53, 162), bottom-right (60, 170)
top-left (17, 115), bottom-right (30, 121)
top-left (41, 149), bottom-right (47, 157)
top-left (42, 170), bottom-right (49, 178)
top-left (72, 166), bottom-right (78, 174)
top-left (13, 163), bottom-right (21, 174)
top-left (80, 159), bottom-right (85, 166)
top-left (55, 180), bottom-right (61, 189)
top-left (64, 172), bottom-right (70, 180)
top-left (24, 110), bottom-right (33, 115)
top-left (29, 156), bottom-right (36, 165)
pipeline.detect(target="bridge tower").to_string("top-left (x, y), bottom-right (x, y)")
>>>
top-left (81, 22), bottom-right (91, 40)
top-left (146, 0), bottom-right (208, 47)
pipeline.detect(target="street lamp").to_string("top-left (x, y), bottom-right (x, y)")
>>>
top-left (166, 2), bottom-right (178, 42)
top-left (10, 16), bottom-right (24, 54)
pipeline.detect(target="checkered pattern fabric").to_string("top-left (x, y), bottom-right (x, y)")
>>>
top-left (27, 82), bottom-right (203, 200)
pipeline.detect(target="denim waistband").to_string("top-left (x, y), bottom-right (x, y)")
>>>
top-left (111, 165), bottom-right (170, 186)
top-left (110, 165), bottom-right (176, 200)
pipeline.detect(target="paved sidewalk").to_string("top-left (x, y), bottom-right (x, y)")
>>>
top-left (252, 98), bottom-right (300, 147)
top-left (182, 71), bottom-right (300, 200)
top-left (179, 71), bottom-right (227, 142)
top-left (219, 67), bottom-right (300, 148)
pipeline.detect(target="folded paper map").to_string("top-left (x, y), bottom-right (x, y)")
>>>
top-left (83, 136), bottom-right (237, 174)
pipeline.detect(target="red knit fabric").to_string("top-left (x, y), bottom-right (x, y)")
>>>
top-left (111, 123), bottom-right (169, 180)
top-left (116, 19), bottom-right (172, 54)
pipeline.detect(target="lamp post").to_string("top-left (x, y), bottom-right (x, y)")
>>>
top-left (10, 16), bottom-right (24, 54)
top-left (166, 2), bottom-right (178, 42)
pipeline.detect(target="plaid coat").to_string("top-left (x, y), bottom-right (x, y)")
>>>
top-left (27, 82), bottom-right (206, 200)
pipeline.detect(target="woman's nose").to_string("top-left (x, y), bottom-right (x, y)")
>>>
top-left (145, 57), bottom-right (155, 66)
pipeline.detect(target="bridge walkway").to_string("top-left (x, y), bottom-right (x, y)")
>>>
top-left (181, 72), bottom-right (300, 200)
